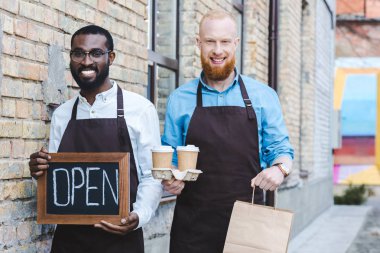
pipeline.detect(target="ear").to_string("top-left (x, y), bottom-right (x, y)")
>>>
top-left (108, 51), bottom-right (116, 66)
top-left (234, 37), bottom-right (240, 49)
top-left (196, 35), bottom-right (201, 50)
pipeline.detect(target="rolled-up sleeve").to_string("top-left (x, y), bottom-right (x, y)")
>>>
top-left (161, 93), bottom-right (184, 166)
top-left (260, 89), bottom-right (294, 166)
top-left (132, 104), bottom-right (163, 228)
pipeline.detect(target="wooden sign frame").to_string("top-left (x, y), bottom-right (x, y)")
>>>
top-left (37, 152), bottom-right (129, 225)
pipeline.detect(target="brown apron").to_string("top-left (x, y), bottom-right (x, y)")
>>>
top-left (50, 86), bottom-right (144, 253)
top-left (170, 76), bottom-right (263, 253)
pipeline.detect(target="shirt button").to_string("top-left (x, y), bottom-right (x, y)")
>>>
top-left (91, 110), bottom-right (95, 114)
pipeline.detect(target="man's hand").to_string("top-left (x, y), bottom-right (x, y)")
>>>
top-left (162, 178), bottom-right (185, 195)
top-left (29, 147), bottom-right (51, 179)
top-left (251, 166), bottom-right (285, 191)
top-left (94, 212), bottom-right (139, 235)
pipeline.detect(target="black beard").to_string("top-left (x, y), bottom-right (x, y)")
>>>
top-left (70, 63), bottom-right (109, 91)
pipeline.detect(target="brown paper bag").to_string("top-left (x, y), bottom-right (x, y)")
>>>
top-left (223, 191), bottom-right (293, 253)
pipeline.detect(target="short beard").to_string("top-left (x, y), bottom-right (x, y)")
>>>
top-left (70, 63), bottom-right (109, 91)
top-left (201, 53), bottom-right (235, 81)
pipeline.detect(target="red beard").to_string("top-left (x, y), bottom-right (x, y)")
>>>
top-left (201, 53), bottom-right (235, 81)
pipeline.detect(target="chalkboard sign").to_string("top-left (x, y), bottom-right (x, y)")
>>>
top-left (37, 153), bottom-right (129, 225)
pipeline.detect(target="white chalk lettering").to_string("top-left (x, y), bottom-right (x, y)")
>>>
top-left (86, 167), bottom-right (100, 206)
top-left (53, 168), bottom-right (70, 206)
top-left (102, 169), bottom-right (118, 205)
top-left (52, 166), bottom-right (119, 208)
top-left (71, 167), bottom-right (85, 205)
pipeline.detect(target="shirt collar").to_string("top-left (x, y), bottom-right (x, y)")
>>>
top-left (199, 68), bottom-right (240, 93)
top-left (78, 80), bottom-right (117, 103)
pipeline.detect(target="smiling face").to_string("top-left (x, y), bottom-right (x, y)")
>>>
top-left (197, 15), bottom-right (239, 82)
top-left (70, 33), bottom-right (115, 92)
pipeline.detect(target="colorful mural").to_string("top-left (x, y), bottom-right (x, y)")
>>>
top-left (333, 70), bottom-right (380, 185)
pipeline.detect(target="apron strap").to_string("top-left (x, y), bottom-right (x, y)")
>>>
top-left (196, 75), bottom-right (255, 120)
top-left (117, 85), bottom-right (124, 117)
top-left (196, 80), bottom-right (203, 107)
top-left (238, 75), bottom-right (255, 120)
top-left (70, 98), bottom-right (79, 120)
top-left (116, 85), bottom-right (126, 145)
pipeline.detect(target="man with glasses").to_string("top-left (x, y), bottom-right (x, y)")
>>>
top-left (29, 25), bottom-right (162, 252)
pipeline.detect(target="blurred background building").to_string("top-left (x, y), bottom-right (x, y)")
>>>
top-left (0, 0), bottom-right (335, 252)
top-left (334, 0), bottom-right (380, 186)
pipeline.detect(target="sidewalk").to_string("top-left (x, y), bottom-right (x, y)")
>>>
top-left (288, 203), bottom-right (372, 253)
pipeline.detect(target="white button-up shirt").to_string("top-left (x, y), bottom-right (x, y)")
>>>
top-left (49, 81), bottom-right (162, 228)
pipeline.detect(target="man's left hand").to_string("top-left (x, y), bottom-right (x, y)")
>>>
top-left (94, 212), bottom-right (139, 235)
top-left (251, 166), bottom-right (285, 191)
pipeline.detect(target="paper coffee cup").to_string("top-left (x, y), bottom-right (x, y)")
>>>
top-left (152, 146), bottom-right (174, 169)
top-left (177, 145), bottom-right (200, 171)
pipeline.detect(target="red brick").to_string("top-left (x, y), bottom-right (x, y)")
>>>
top-left (336, 0), bottom-right (365, 16)
top-left (366, 0), bottom-right (380, 18)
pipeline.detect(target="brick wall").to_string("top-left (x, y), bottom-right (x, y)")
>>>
top-left (336, 0), bottom-right (380, 57)
top-left (314, 0), bottom-right (334, 179)
top-left (0, 0), bottom-right (336, 251)
top-left (0, 1), bottom-right (148, 252)
top-left (299, 0), bottom-right (316, 177)
top-left (277, 0), bottom-right (302, 187)
top-left (243, 0), bottom-right (269, 82)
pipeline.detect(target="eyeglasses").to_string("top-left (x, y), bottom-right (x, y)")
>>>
top-left (70, 49), bottom-right (112, 63)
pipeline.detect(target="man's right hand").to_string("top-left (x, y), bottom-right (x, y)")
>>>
top-left (29, 147), bottom-right (51, 179)
top-left (162, 178), bottom-right (185, 195)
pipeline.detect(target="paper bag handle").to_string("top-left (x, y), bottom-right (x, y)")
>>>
top-left (251, 186), bottom-right (277, 208)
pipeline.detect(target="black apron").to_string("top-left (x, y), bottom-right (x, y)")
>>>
top-left (50, 86), bottom-right (144, 253)
top-left (170, 76), bottom-right (263, 253)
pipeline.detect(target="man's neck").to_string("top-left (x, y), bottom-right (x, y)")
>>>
top-left (204, 71), bottom-right (236, 92)
top-left (80, 79), bottom-right (113, 105)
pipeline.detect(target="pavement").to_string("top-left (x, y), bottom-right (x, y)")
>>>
top-left (288, 196), bottom-right (380, 253)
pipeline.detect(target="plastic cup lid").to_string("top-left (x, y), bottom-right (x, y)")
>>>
top-left (177, 145), bottom-right (200, 152)
top-left (152, 146), bottom-right (174, 152)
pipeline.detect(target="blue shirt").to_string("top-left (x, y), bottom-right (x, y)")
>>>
top-left (162, 71), bottom-right (294, 169)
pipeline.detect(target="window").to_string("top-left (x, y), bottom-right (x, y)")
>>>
top-left (233, 0), bottom-right (244, 73)
top-left (147, 0), bottom-right (179, 133)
